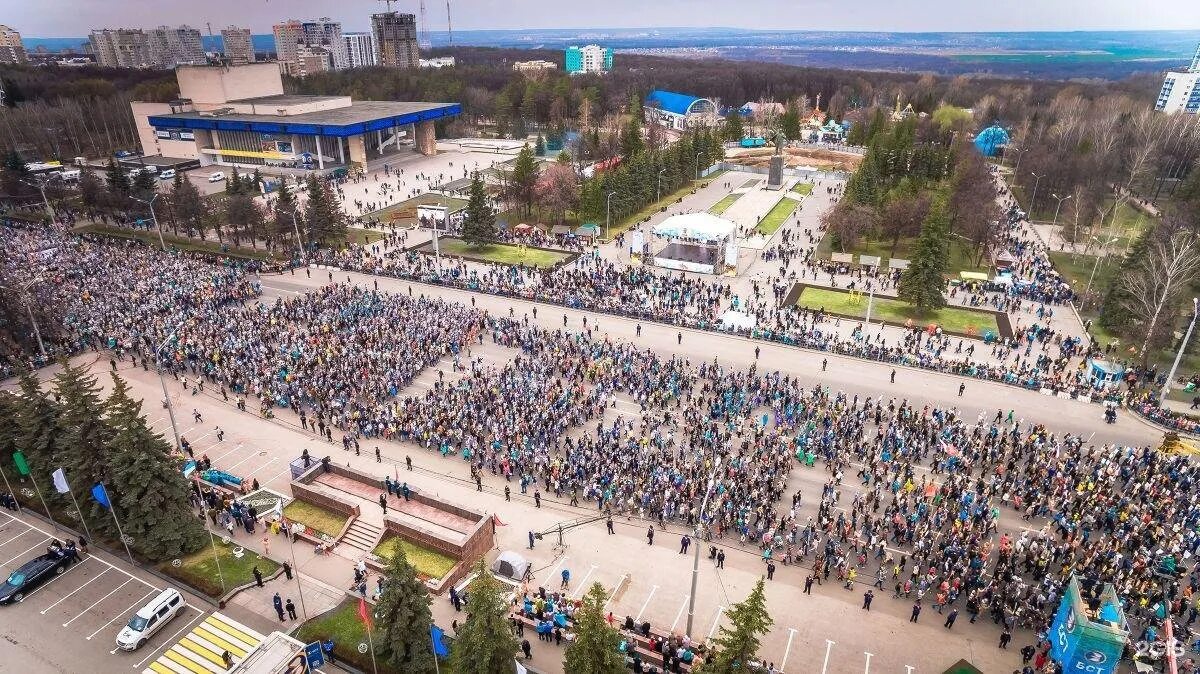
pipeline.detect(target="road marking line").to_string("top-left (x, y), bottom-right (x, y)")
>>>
top-left (224, 451), bottom-right (264, 473)
top-left (670, 594), bottom-right (689, 632)
top-left (131, 610), bottom-right (205, 666)
top-left (2, 537), bottom-right (51, 566)
top-left (779, 627), bottom-right (797, 672)
top-left (541, 556), bottom-right (567, 587)
top-left (572, 565), bottom-right (597, 598)
top-left (264, 462), bottom-right (296, 486)
top-left (90, 588), bottom-right (157, 641)
top-left (24, 557), bottom-right (90, 601)
top-left (635, 585), bottom-right (658, 621)
top-left (0, 525), bottom-right (33, 547)
top-left (707, 606), bottom-right (725, 640)
top-left (39, 563), bottom-right (106, 612)
top-left (63, 578), bottom-right (132, 627)
top-left (212, 442), bottom-right (245, 462)
top-left (864, 651), bottom-right (874, 674)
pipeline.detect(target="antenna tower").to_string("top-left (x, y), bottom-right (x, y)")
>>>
top-left (446, 1), bottom-right (453, 47)
top-left (418, 1), bottom-right (432, 50)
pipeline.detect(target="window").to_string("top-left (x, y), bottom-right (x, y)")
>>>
top-left (127, 615), bottom-right (149, 631)
top-left (4, 572), bottom-right (24, 587)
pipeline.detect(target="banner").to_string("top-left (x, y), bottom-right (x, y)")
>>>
top-left (357, 597), bottom-right (373, 630)
top-left (12, 451), bottom-right (29, 477)
top-left (91, 482), bottom-right (111, 509)
top-left (51, 468), bottom-right (70, 494)
top-left (1048, 576), bottom-right (1127, 674)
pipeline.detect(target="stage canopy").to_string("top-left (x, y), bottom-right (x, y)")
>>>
top-left (652, 212), bottom-right (736, 243)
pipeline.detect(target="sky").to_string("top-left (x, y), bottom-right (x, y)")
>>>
top-left (8, 0), bottom-right (1200, 36)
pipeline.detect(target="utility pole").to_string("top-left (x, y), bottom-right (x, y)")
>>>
top-left (605, 191), bottom-right (615, 240)
top-left (1028, 171), bottom-right (1043, 217)
top-left (685, 459), bottom-right (722, 639)
top-left (131, 192), bottom-right (166, 251)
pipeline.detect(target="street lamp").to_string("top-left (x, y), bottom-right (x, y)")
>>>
top-left (1163, 298), bottom-right (1200, 402)
top-left (20, 174), bottom-right (60, 222)
top-left (694, 151), bottom-right (703, 180)
top-left (290, 207), bottom-right (306, 262)
top-left (685, 457), bottom-right (722, 639)
top-left (1028, 172), bottom-right (1043, 217)
top-left (1081, 235), bottom-right (1121, 310)
top-left (155, 332), bottom-right (182, 451)
top-left (1050, 193), bottom-right (1073, 229)
top-left (130, 192), bottom-right (166, 251)
top-left (605, 191), bottom-right (616, 240)
top-left (656, 168), bottom-right (667, 203)
top-left (0, 277), bottom-right (48, 360)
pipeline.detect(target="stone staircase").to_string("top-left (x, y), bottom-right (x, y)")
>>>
top-left (340, 517), bottom-right (383, 555)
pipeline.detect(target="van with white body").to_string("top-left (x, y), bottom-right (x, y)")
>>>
top-left (208, 171), bottom-right (225, 183)
top-left (58, 169), bottom-right (81, 182)
top-left (115, 588), bottom-right (184, 651)
top-left (158, 169), bottom-right (176, 181)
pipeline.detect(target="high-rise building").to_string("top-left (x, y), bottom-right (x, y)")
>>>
top-left (274, 17), bottom-right (348, 75)
top-left (371, 12), bottom-right (419, 69)
top-left (1155, 41), bottom-right (1200, 115)
top-left (296, 46), bottom-right (332, 77)
top-left (272, 20), bottom-right (303, 69)
top-left (0, 25), bottom-right (28, 64)
top-left (565, 44), bottom-right (612, 74)
top-left (221, 26), bottom-right (254, 65)
top-left (149, 25), bottom-right (206, 66)
top-left (90, 26), bottom-right (204, 68)
top-left (344, 32), bottom-right (377, 68)
top-left (1191, 41), bottom-right (1200, 73)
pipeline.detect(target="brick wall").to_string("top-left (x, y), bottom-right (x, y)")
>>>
top-left (290, 481), bottom-right (361, 519)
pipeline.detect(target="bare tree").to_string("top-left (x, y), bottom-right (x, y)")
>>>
top-left (1117, 230), bottom-right (1200, 366)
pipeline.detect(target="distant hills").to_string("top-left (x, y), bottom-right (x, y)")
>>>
top-left (23, 28), bottom-right (1200, 80)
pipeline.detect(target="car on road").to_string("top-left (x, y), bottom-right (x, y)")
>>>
top-left (158, 169), bottom-right (176, 181)
top-left (0, 552), bottom-right (75, 605)
top-left (115, 588), bottom-right (185, 651)
top-left (208, 171), bottom-right (226, 182)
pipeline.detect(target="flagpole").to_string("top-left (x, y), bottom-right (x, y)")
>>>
top-left (27, 473), bottom-right (60, 533)
top-left (365, 614), bottom-right (378, 674)
top-left (0, 463), bottom-right (21, 513)
top-left (99, 485), bottom-right (136, 566)
top-left (64, 488), bottom-right (94, 544)
top-left (207, 526), bottom-right (227, 594)
top-left (431, 626), bottom-right (441, 674)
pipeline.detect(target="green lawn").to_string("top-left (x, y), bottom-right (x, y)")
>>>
top-left (709, 193), bottom-right (743, 215)
top-left (797, 286), bottom-right (1000, 336)
top-left (162, 539), bottom-right (279, 598)
top-left (373, 537), bottom-right (457, 579)
top-left (739, 178), bottom-right (759, 189)
top-left (282, 501), bottom-right (350, 539)
top-left (791, 182), bottom-right (814, 196)
top-left (296, 600), bottom-right (403, 674)
top-left (431, 237), bottom-right (570, 268)
top-left (342, 229), bottom-right (387, 246)
top-left (75, 224), bottom-right (280, 261)
top-left (366, 194), bottom-right (468, 226)
top-left (757, 197), bottom-right (800, 235)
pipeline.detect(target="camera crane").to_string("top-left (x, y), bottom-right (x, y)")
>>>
top-left (534, 513), bottom-right (611, 553)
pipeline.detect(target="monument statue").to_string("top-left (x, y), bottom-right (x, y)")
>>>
top-left (766, 129), bottom-right (787, 189)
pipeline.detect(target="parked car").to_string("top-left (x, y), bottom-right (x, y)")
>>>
top-left (158, 169), bottom-right (176, 180)
top-left (208, 171), bottom-right (226, 183)
top-left (115, 588), bottom-right (185, 651)
top-left (0, 552), bottom-right (74, 605)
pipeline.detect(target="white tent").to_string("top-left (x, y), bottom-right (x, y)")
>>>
top-left (718, 310), bottom-right (757, 331)
top-left (491, 550), bottom-right (530, 581)
top-left (652, 212), bottom-right (737, 243)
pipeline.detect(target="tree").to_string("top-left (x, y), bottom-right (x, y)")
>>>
top-left (448, 561), bottom-right (518, 674)
top-left (1114, 228), bottom-right (1200, 366)
top-left (227, 166), bottom-right (243, 195)
top-left (14, 370), bottom-right (60, 489)
top-left (563, 583), bottom-right (625, 674)
top-left (131, 168), bottom-right (157, 200)
top-left (225, 193), bottom-right (265, 247)
top-left (460, 173), bottom-right (496, 247)
top-left (535, 134), bottom-right (546, 156)
top-left (721, 111), bottom-right (744, 143)
top-left (621, 95), bottom-right (644, 159)
top-left (50, 361), bottom-right (111, 534)
top-left (536, 163), bottom-right (579, 226)
top-left (302, 175), bottom-right (347, 246)
top-left (948, 149), bottom-right (1002, 265)
top-left (0, 151), bottom-right (34, 205)
top-left (104, 159), bottom-right (129, 199)
top-left (374, 545), bottom-right (436, 673)
top-left (506, 145), bottom-right (539, 217)
top-left (171, 172), bottom-right (207, 238)
top-left (696, 578), bottom-right (773, 674)
top-left (272, 179), bottom-right (300, 250)
top-left (779, 102), bottom-right (802, 143)
top-left (880, 192), bottom-right (929, 256)
top-left (821, 203), bottom-right (875, 253)
top-left (78, 167), bottom-right (103, 214)
top-left (897, 191), bottom-right (951, 313)
top-left (102, 373), bottom-right (205, 559)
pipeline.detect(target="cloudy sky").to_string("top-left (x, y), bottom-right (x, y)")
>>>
top-left (9, 0), bottom-right (1200, 36)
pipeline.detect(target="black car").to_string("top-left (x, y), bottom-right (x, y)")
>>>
top-left (0, 552), bottom-right (74, 604)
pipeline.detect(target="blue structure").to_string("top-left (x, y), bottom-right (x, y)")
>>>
top-left (974, 125), bottom-right (1010, 157)
top-left (1048, 576), bottom-right (1128, 674)
top-left (644, 90), bottom-right (718, 131)
top-left (740, 137), bottom-right (766, 148)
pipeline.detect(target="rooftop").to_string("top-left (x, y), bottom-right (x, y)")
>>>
top-left (229, 94), bottom-right (345, 106)
top-left (645, 90), bottom-right (714, 116)
top-left (148, 100), bottom-right (462, 138)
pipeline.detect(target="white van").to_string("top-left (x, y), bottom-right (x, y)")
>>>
top-left (115, 588), bottom-right (184, 651)
top-left (208, 171), bottom-right (226, 183)
top-left (59, 169), bottom-right (81, 182)
top-left (158, 169), bottom-right (176, 181)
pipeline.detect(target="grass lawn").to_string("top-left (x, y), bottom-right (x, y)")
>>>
top-left (797, 286), bottom-right (1000, 336)
top-left (296, 600), bottom-right (403, 674)
top-left (373, 537), bottom-right (457, 579)
top-left (757, 197), bottom-right (800, 235)
top-left (342, 229), bottom-right (387, 246)
top-left (791, 182), bottom-right (814, 196)
top-left (75, 224), bottom-right (280, 261)
top-left (739, 178), bottom-right (760, 189)
top-left (431, 238), bottom-right (570, 268)
top-left (826, 236), bottom-right (989, 274)
top-left (162, 539), bottom-right (279, 598)
top-left (282, 501), bottom-right (350, 539)
top-left (366, 194), bottom-right (468, 226)
top-left (709, 193), bottom-right (743, 215)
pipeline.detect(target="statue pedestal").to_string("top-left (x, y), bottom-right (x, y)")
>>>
top-left (766, 155), bottom-right (784, 190)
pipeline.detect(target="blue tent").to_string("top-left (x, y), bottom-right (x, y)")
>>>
top-left (974, 125), bottom-right (1010, 157)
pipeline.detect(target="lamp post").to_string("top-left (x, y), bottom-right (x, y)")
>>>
top-left (1050, 193), bottom-right (1072, 229)
top-left (1163, 298), bottom-right (1200, 402)
top-left (285, 532), bottom-right (310, 620)
top-left (20, 174), bottom-right (60, 222)
top-left (605, 191), bottom-right (616, 240)
top-left (1028, 172), bottom-right (1043, 218)
top-left (155, 333), bottom-right (182, 451)
top-left (130, 192), bottom-right (166, 251)
top-left (290, 207), bottom-right (306, 262)
top-left (11, 277), bottom-right (48, 360)
top-left (1081, 235), bottom-right (1120, 310)
top-left (657, 168), bottom-right (667, 203)
top-left (685, 457), bottom-right (722, 639)
top-left (694, 151), bottom-right (703, 180)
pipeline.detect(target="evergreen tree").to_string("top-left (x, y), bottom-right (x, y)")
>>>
top-left (52, 360), bottom-right (111, 526)
top-left (508, 145), bottom-right (539, 217)
top-left (104, 159), bottom-right (130, 196)
top-left (227, 166), bottom-right (243, 195)
top-left (78, 167), bottom-right (103, 213)
top-left (696, 579), bottom-right (773, 674)
top-left (302, 176), bottom-right (347, 245)
top-left (171, 171), bottom-right (207, 238)
top-left (1, 150), bottom-right (34, 202)
top-left (272, 179), bottom-right (300, 248)
top-left (721, 112), bottom-right (745, 143)
top-left (780, 102), bottom-right (802, 142)
top-left (131, 168), bottom-right (157, 199)
top-left (460, 172), bottom-right (496, 247)
top-left (621, 95), bottom-right (644, 158)
top-left (374, 545), bottom-right (436, 673)
top-left (1100, 224), bottom-right (1154, 332)
top-left (897, 191), bottom-right (951, 313)
top-left (102, 373), bottom-right (205, 559)
top-left (535, 134), bottom-right (546, 156)
top-left (563, 583), bottom-right (625, 674)
top-left (448, 561), bottom-right (518, 674)
top-left (14, 370), bottom-right (60, 489)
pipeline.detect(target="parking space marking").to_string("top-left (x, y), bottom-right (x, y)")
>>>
top-left (224, 451), bottom-right (265, 473)
top-left (635, 585), bottom-right (658, 621)
top-left (63, 578), bottom-right (132, 627)
top-left (89, 588), bottom-right (157, 641)
top-left (212, 442), bottom-right (245, 463)
top-left (131, 610), bottom-right (204, 666)
top-left (707, 605), bottom-right (725, 640)
top-left (572, 565), bottom-right (597, 598)
top-left (263, 463), bottom-right (296, 486)
top-left (2, 537), bottom-right (51, 566)
top-left (779, 628), bottom-right (797, 672)
top-left (40, 564), bottom-right (108, 613)
top-left (670, 594), bottom-right (689, 632)
top-left (541, 556), bottom-right (567, 587)
top-left (0, 525), bottom-right (33, 547)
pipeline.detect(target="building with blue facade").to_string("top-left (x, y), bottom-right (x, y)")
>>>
top-left (1155, 41), bottom-right (1200, 115)
top-left (643, 90), bottom-right (718, 131)
top-left (564, 45), bottom-right (612, 74)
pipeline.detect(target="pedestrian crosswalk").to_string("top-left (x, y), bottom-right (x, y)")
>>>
top-left (143, 613), bottom-right (264, 674)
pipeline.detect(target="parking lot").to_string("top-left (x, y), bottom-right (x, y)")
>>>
top-left (0, 510), bottom-right (211, 674)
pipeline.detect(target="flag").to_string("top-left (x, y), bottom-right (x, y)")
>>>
top-left (12, 451), bottom-right (29, 477)
top-left (430, 625), bottom-right (449, 658)
top-left (357, 597), bottom-right (373, 630)
top-left (91, 483), bottom-right (111, 509)
top-left (492, 514), bottom-right (507, 527)
top-left (51, 468), bottom-right (70, 494)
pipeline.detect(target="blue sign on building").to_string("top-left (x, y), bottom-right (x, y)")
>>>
top-left (1048, 576), bottom-right (1128, 674)
top-left (304, 641), bottom-right (325, 669)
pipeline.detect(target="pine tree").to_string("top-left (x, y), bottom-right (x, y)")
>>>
top-left (102, 373), bottom-right (204, 560)
top-left (696, 579), bottom-right (773, 674)
top-left (509, 145), bottom-right (539, 217)
top-left (622, 95), bottom-right (644, 159)
top-left (105, 159), bottom-right (130, 196)
top-left (228, 166), bottom-right (243, 195)
top-left (897, 191), bottom-right (951, 313)
top-left (721, 111), bottom-right (744, 143)
top-left (302, 176), bottom-right (346, 246)
top-left (563, 583), bottom-right (625, 674)
top-left (448, 561), bottom-right (518, 674)
top-left (131, 168), bottom-right (157, 199)
top-left (13, 371), bottom-right (60, 490)
top-left (273, 179), bottom-right (300, 248)
top-left (460, 173), bottom-right (496, 247)
top-left (535, 134), bottom-right (546, 157)
top-left (375, 545), bottom-right (436, 673)
top-left (52, 360), bottom-right (112, 525)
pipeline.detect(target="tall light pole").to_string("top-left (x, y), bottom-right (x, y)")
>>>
top-left (290, 207), bottom-right (306, 261)
top-left (1163, 298), bottom-right (1200, 402)
top-left (656, 168), bottom-right (667, 203)
top-left (130, 192), bottom-right (166, 251)
top-left (685, 458), bottom-right (722, 639)
top-left (1050, 193), bottom-right (1072, 229)
top-left (20, 174), bottom-right (60, 222)
top-left (155, 332), bottom-right (182, 451)
top-left (0, 278), bottom-right (48, 360)
top-left (1028, 171), bottom-right (1043, 218)
top-left (605, 191), bottom-right (616, 240)
top-left (1081, 235), bottom-right (1120, 310)
top-left (694, 151), bottom-right (703, 180)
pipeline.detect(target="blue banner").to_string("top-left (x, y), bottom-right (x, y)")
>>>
top-left (1049, 577), bottom-right (1126, 674)
top-left (91, 483), bottom-right (111, 509)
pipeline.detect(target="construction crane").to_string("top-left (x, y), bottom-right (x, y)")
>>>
top-left (377, 0), bottom-right (397, 11)
top-left (534, 513), bottom-right (610, 553)
top-left (446, 0), bottom-right (453, 47)
top-left (418, 0), bottom-right (432, 50)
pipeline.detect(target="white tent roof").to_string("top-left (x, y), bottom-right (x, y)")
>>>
top-left (718, 310), bottom-right (756, 330)
top-left (491, 550), bottom-right (529, 580)
top-left (652, 212), bottom-right (736, 243)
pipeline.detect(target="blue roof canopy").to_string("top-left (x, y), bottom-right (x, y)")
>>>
top-left (974, 125), bottom-right (1010, 157)
top-left (645, 90), bottom-right (711, 116)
